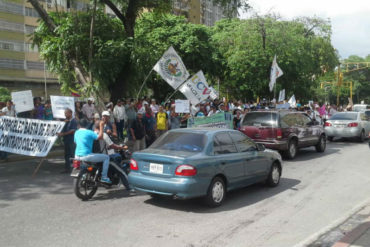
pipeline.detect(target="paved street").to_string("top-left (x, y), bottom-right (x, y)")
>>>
top-left (1, 140), bottom-right (369, 247)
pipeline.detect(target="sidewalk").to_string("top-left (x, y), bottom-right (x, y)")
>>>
top-left (332, 218), bottom-right (370, 247)
top-left (309, 203), bottom-right (370, 247)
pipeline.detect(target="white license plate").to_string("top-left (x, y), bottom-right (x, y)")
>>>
top-left (149, 163), bottom-right (163, 174)
top-left (335, 125), bottom-right (345, 128)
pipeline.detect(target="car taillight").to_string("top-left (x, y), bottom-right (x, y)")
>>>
top-left (324, 122), bottom-right (332, 127)
top-left (347, 122), bottom-right (358, 127)
top-left (175, 165), bottom-right (197, 176)
top-left (130, 159), bottom-right (138, 171)
top-left (73, 160), bottom-right (81, 169)
top-left (276, 128), bottom-right (282, 139)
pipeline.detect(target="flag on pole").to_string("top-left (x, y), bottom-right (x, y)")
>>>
top-left (70, 88), bottom-right (80, 97)
top-left (278, 89), bottom-right (285, 102)
top-left (179, 70), bottom-right (211, 105)
top-left (288, 94), bottom-right (296, 107)
top-left (153, 46), bottom-right (190, 90)
top-left (269, 55), bottom-right (283, 92)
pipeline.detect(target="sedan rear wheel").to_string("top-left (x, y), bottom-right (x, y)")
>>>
top-left (204, 177), bottom-right (226, 207)
top-left (266, 162), bottom-right (281, 187)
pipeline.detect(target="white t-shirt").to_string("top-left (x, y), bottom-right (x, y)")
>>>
top-left (102, 133), bottom-right (115, 155)
top-left (1, 106), bottom-right (16, 117)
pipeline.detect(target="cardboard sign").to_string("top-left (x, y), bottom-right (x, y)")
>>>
top-left (11, 90), bottom-right (33, 113)
top-left (50, 96), bottom-right (75, 119)
top-left (0, 116), bottom-right (65, 157)
top-left (175, 99), bottom-right (190, 113)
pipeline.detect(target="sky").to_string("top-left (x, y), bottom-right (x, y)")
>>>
top-left (240, 0), bottom-right (370, 59)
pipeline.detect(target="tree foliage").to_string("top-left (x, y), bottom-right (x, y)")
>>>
top-left (0, 87), bottom-right (11, 102)
top-left (31, 1), bottom-right (340, 104)
top-left (211, 16), bottom-right (338, 101)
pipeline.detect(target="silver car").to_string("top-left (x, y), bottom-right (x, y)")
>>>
top-left (325, 112), bottom-right (370, 142)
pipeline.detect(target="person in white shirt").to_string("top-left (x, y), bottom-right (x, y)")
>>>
top-left (150, 99), bottom-right (159, 114)
top-left (0, 100), bottom-right (16, 117)
top-left (113, 99), bottom-right (128, 140)
top-left (82, 98), bottom-right (96, 120)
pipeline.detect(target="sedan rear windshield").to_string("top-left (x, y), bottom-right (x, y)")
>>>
top-left (150, 132), bottom-right (207, 152)
top-left (330, 112), bottom-right (358, 120)
top-left (242, 112), bottom-right (278, 127)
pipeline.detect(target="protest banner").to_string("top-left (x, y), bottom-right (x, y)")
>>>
top-left (11, 90), bottom-right (33, 113)
top-left (50, 95), bottom-right (75, 119)
top-left (175, 99), bottom-right (190, 113)
top-left (0, 116), bottom-right (65, 157)
top-left (187, 112), bottom-right (233, 129)
top-left (153, 46), bottom-right (190, 90)
top-left (179, 70), bottom-right (211, 105)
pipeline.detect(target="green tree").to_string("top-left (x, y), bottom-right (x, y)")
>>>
top-left (29, 0), bottom-right (248, 102)
top-left (211, 16), bottom-right (338, 102)
top-left (0, 87), bottom-right (11, 102)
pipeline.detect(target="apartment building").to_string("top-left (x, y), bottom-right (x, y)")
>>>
top-left (173, 0), bottom-right (237, 26)
top-left (0, 0), bottom-right (90, 98)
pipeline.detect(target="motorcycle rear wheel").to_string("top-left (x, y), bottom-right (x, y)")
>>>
top-left (74, 170), bottom-right (98, 201)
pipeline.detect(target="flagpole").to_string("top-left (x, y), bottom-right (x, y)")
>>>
top-left (164, 88), bottom-right (179, 104)
top-left (274, 82), bottom-right (277, 107)
top-left (136, 68), bottom-right (153, 100)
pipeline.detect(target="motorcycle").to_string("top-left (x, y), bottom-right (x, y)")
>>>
top-left (70, 147), bottom-right (131, 201)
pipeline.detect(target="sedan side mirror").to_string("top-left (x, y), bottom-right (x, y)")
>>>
top-left (257, 143), bottom-right (265, 151)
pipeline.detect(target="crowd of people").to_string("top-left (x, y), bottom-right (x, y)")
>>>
top-left (0, 95), bottom-right (356, 172)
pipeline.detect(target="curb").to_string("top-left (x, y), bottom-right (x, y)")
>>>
top-left (332, 217), bottom-right (370, 247)
top-left (293, 197), bottom-right (370, 247)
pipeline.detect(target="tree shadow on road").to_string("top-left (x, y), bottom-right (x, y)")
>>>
top-left (143, 177), bottom-right (300, 213)
top-left (0, 158), bottom-right (73, 202)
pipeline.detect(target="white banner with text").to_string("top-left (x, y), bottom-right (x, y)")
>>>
top-left (0, 116), bottom-right (65, 157)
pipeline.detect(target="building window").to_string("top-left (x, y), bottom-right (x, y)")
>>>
top-left (25, 7), bottom-right (40, 18)
top-left (0, 19), bottom-right (24, 32)
top-left (26, 61), bottom-right (44, 70)
top-left (0, 58), bottom-right (25, 69)
top-left (25, 25), bottom-right (36, 34)
top-left (0, 0), bottom-right (24, 15)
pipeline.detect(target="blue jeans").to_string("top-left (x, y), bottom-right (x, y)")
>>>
top-left (76, 153), bottom-right (110, 179)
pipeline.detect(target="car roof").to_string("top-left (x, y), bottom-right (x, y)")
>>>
top-left (169, 127), bottom-right (236, 134)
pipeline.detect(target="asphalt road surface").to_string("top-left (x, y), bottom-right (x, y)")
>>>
top-left (1, 140), bottom-right (369, 247)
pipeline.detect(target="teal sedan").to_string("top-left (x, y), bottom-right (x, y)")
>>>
top-left (128, 128), bottom-right (283, 207)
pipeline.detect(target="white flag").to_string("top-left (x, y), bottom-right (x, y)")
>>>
top-left (209, 86), bottom-right (219, 100)
top-left (179, 70), bottom-right (211, 105)
top-left (153, 46), bottom-right (190, 90)
top-left (269, 55), bottom-right (283, 92)
top-left (278, 89), bottom-right (285, 102)
top-left (288, 94), bottom-right (296, 107)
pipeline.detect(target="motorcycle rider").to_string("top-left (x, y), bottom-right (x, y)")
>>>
top-left (93, 116), bottom-right (134, 192)
top-left (74, 118), bottom-right (112, 184)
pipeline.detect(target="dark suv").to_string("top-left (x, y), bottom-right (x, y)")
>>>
top-left (240, 110), bottom-right (326, 159)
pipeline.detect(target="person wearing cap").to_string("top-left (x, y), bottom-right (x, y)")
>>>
top-left (102, 111), bottom-right (117, 138)
top-left (82, 98), bottom-right (96, 121)
top-left (130, 109), bottom-right (146, 152)
top-left (57, 108), bottom-right (78, 173)
top-left (113, 99), bottom-right (127, 140)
